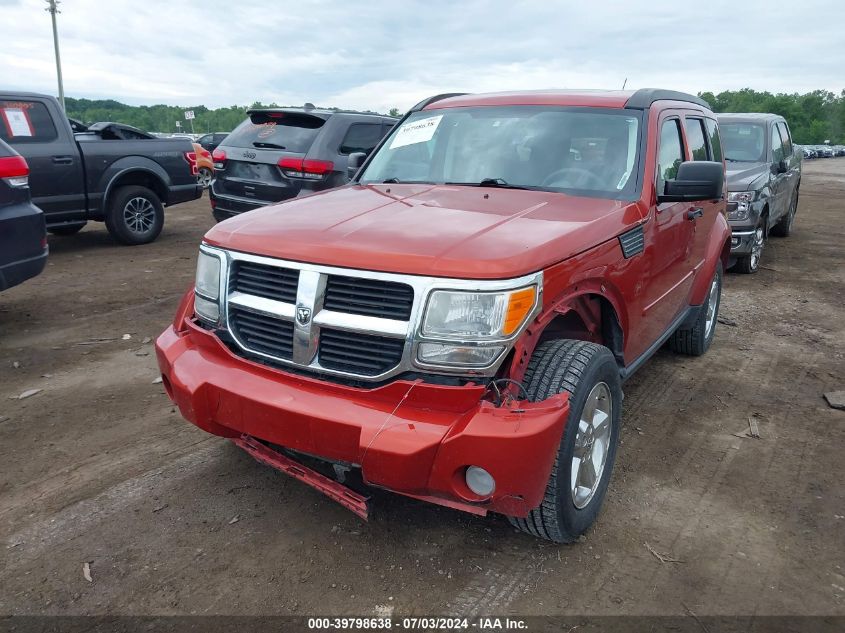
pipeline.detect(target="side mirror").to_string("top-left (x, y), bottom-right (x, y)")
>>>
top-left (658, 161), bottom-right (724, 203)
top-left (346, 152), bottom-right (367, 181)
top-left (776, 159), bottom-right (788, 174)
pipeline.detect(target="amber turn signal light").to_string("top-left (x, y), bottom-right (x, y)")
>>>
top-left (503, 287), bottom-right (536, 335)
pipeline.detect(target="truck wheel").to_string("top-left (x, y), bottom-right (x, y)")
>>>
top-left (508, 340), bottom-right (622, 543)
top-left (197, 167), bottom-right (213, 189)
top-left (732, 223), bottom-right (764, 274)
top-left (669, 262), bottom-right (722, 356)
top-left (48, 224), bottom-right (85, 236)
top-left (770, 190), bottom-right (798, 237)
top-left (105, 186), bottom-right (164, 245)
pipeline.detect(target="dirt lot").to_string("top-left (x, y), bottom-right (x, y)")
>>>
top-left (1, 160), bottom-right (843, 619)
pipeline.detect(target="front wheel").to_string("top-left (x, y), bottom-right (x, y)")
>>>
top-left (508, 340), bottom-right (622, 543)
top-left (105, 185), bottom-right (164, 245)
top-left (732, 222), bottom-right (764, 274)
top-left (669, 262), bottom-right (722, 356)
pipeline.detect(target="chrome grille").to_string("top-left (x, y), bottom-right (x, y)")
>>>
top-left (229, 307), bottom-right (294, 359)
top-left (214, 248), bottom-right (542, 382)
top-left (324, 275), bottom-right (413, 320)
top-left (231, 260), bottom-right (299, 303)
top-left (318, 329), bottom-right (405, 376)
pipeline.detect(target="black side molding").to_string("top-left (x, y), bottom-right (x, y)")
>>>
top-left (618, 226), bottom-right (645, 258)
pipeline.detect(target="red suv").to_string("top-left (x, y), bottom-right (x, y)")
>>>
top-left (157, 89), bottom-right (730, 542)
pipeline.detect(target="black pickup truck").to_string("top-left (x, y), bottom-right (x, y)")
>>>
top-left (0, 92), bottom-right (202, 245)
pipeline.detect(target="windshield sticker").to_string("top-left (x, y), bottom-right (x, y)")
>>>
top-left (2, 108), bottom-right (33, 137)
top-left (389, 115), bottom-right (442, 149)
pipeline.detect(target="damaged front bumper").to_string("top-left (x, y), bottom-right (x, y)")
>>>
top-left (155, 314), bottom-right (569, 519)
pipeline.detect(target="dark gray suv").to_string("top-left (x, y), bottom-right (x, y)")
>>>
top-left (718, 113), bottom-right (802, 274)
top-left (209, 106), bottom-right (397, 222)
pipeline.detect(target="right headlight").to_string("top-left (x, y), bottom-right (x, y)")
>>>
top-left (727, 191), bottom-right (756, 221)
top-left (416, 285), bottom-right (539, 368)
top-left (194, 248), bottom-right (223, 324)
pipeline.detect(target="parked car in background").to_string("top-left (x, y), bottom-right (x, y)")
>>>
top-left (0, 139), bottom-right (47, 292)
top-left (0, 92), bottom-right (202, 245)
top-left (209, 106), bottom-right (397, 221)
top-left (717, 113), bottom-right (801, 274)
top-left (192, 142), bottom-right (214, 188)
top-left (158, 88), bottom-right (730, 543)
top-left (197, 132), bottom-right (228, 153)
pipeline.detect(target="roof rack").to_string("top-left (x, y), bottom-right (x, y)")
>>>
top-left (625, 89), bottom-right (710, 110)
top-left (409, 93), bottom-right (469, 112)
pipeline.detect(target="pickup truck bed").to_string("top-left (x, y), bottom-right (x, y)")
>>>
top-left (0, 92), bottom-right (202, 244)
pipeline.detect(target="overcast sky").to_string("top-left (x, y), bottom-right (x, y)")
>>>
top-left (1, 0), bottom-right (843, 112)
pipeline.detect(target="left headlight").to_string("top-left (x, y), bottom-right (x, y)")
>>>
top-left (422, 287), bottom-right (537, 339)
top-left (194, 249), bottom-right (223, 324)
top-left (416, 285), bottom-right (538, 368)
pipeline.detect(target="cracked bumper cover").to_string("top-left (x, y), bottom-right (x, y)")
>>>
top-left (155, 303), bottom-right (569, 518)
top-left (729, 228), bottom-right (757, 255)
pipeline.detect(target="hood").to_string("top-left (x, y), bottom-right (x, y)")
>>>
top-left (205, 184), bottom-right (645, 279)
top-left (726, 161), bottom-right (769, 191)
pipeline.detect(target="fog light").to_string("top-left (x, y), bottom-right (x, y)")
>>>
top-left (465, 466), bottom-right (495, 497)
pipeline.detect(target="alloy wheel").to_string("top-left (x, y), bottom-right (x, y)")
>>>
top-left (123, 197), bottom-right (156, 235)
top-left (571, 382), bottom-right (613, 509)
top-left (704, 273), bottom-right (720, 338)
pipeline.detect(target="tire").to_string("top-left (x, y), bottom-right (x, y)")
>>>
top-left (770, 189), bottom-right (798, 237)
top-left (197, 167), bottom-right (213, 189)
top-left (105, 185), bottom-right (164, 245)
top-left (669, 262), bottom-right (722, 356)
top-left (47, 224), bottom-right (84, 236)
top-left (732, 221), bottom-right (765, 274)
top-left (508, 340), bottom-right (622, 543)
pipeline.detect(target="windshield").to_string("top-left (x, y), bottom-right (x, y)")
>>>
top-left (359, 106), bottom-right (642, 198)
top-left (720, 122), bottom-right (766, 162)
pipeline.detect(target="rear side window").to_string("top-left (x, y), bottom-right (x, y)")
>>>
top-left (0, 101), bottom-right (58, 143)
top-left (777, 122), bottom-right (792, 155)
top-left (684, 118), bottom-right (709, 161)
top-left (339, 123), bottom-right (384, 155)
top-left (705, 119), bottom-right (722, 161)
top-left (657, 119), bottom-right (684, 194)
top-left (224, 112), bottom-right (325, 153)
top-left (771, 125), bottom-right (785, 163)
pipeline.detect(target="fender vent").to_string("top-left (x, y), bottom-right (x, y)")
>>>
top-left (619, 226), bottom-right (644, 259)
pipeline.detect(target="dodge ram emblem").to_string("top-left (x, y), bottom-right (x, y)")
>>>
top-left (296, 307), bottom-right (312, 325)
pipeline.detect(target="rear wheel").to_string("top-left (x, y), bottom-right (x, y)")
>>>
top-left (105, 185), bottom-right (164, 245)
top-left (732, 222), bottom-right (764, 274)
top-left (669, 262), bottom-right (722, 356)
top-left (770, 190), bottom-right (798, 237)
top-left (197, 167), bottom-right (213, 189)
top-left (508, 340), bottom-right (622, 543)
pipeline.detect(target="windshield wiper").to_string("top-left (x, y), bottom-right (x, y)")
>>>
top-left (446, 178), bottom-right (528, 190)
top-left (252, 141), bottom-right (286, 149)
top-left (380, 177), bottom-right (402, 183)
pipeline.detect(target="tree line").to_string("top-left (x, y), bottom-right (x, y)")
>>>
top-left (65, 89), bottom-right (845, 143)
top-left (699, 89), bottom-right (845, 144)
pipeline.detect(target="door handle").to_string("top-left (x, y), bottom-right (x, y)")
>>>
top-left (687, 207), bottom-right (704, 221)
top-left (52, 156), bottom-right (74, 165)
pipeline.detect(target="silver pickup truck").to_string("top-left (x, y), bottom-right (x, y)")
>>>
top-left (717, 113), bottom-right (802, 274)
